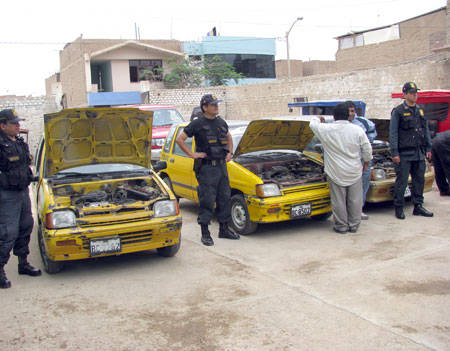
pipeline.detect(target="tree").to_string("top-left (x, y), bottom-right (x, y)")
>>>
top-left (162, 58), bottom-right (203, 89)
top-left (203, 56), bottom-right (243, 86)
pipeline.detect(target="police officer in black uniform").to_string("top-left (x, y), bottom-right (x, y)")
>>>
top-left (390, 82), bottom-right (434, 220)
top-left (0, 109), bottom-right (41, 289)
top-left (176, 94), bottom-right (240, 246)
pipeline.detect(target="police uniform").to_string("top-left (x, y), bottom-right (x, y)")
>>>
top-left (389, 83), bottom-right (433, 219)
top-left (0, 109), bottom-right (41, 289)
top-left (181, 95), bottom-right (239, 246)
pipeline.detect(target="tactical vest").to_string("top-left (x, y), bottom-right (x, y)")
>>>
top-left (202, 121), bottom-right (228, 160)
top-left (395, 104), bottom-right (427, 151)
top-left (0, 133), bottom-right (33, 190)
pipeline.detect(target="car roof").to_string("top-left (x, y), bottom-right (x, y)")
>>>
top-left (117, 104), bottom-right (177, 110)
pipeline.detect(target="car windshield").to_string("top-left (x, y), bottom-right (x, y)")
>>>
top-left (152, 109), bottom-right (184, 127)
top-left (52, 164), bottom-right (148, 179)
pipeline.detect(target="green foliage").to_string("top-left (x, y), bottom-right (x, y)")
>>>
top-left (160, 56), bottom-right (243, 89)
top-left (162, 58), bottom-right (203, 89)
top-left (203, 56), bottom-right (243, 86)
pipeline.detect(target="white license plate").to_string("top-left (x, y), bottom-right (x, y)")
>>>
top-left (404, 187), bottom-right (411, 197)
top-left (291, 203), bottom-right (312, 218)
top-left (90, 237), bottom-right (121, 256)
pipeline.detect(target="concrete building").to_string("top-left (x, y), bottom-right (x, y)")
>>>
top-left (335, 5), bottom-right (449, 72)
top-left (184, 36), bottom-right (277, 85)
top-left (46, 36), bottom-right (185, 108)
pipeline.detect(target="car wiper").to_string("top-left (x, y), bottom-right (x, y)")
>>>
top-left (99, 170), bottom-right (150, 178)
top-left (52, 172), bottom-right (97, 178)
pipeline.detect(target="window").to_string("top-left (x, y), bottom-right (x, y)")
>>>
top-left (173, 128), bottom-right (193, 157)
top-left (163, 125), bottom-right (177, 154)
top-left (340, 37), bottom-right (354, 49)
top-left (204, 54), bottom-right (275, 78)
top-left (129, 60), bottom-right (163, 82)
top-left (422, 103), bottom-right (449, 121)
top-left (152, 109), bottom-right (185, 127)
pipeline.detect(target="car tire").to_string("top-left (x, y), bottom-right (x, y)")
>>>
top-left (230, 194), bottom-right (258, 235)
top-left (38, 227), bottom-right (64, 274)
top-left (157, 236), bottom-right (181, 257)
top-left (311, 212), bottom-right (332, 221)
top-left (162, 175), bottom-right (179, 202)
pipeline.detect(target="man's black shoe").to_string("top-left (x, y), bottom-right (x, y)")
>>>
top-left (395, 207), bottom-right (405, 220)
top-left (201, 225), bottom-right (214, 246)
top-left (218, 223), bottom-right (240, 240)
top-left (413, 204), bottom-right (434, 217)
top-left (349, 227), bottom-right (358, 233)
top-left (18, 257), bottom-right (42, 277)
top-left (333, 227), bottom-right (347, 234)
top-left (440, 190), bottom-right (450, 196)
top-left (0, 267), bottom-right (11, 289)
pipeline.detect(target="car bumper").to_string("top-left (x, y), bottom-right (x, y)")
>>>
top-left (366, 170), bottom-right (434, 203)
top-left (246, 187), bottom-right (331, 224)
top-left (41, 216), bottom-right (182, 262)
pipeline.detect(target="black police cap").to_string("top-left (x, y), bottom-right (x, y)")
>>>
top-left (200, 94), bottom-right (222, 107)
top-left (402, 82), bottom-right (420, 94)
top-left (0, 109), bottom-right (24, 123)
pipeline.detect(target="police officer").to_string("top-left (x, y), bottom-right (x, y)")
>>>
top-left (0, 109), bottom-right (41, 289)
top-left (176, 94), bottom-right (240, 246)
top-left (390, 82), bottom-right (434, 220)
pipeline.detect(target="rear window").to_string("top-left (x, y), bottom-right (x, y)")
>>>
top-left (422, 103), bottom-right (449, 122)
top-left (152, 109), bottom-right (184, 127)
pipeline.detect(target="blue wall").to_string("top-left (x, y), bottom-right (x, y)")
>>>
top-left (184, 36), bottom-right (276, 56)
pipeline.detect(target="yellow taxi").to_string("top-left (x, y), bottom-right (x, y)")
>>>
top-left (34, 108), bottom-right (182, 273)
top-left (159, 119), bottom-right (331, 235)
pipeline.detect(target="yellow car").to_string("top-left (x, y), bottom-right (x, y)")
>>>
top-left (159, 119), bottom-right (331, 235)
top-left (34, 108), bottom-right (182, 274)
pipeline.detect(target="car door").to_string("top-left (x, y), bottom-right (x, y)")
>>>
top-left (165, 126), bottom-right (196, 200)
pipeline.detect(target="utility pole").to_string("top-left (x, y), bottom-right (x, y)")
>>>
top-left (286, 17), bottom-right (303, 79)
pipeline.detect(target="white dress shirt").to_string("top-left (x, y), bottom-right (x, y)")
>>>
top-left (310, 117), bottom-right (372, 186)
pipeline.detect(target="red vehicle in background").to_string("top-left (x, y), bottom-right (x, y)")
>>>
top-left (392, 90), bottom-right (450, 135)
top-left (122, 104), bottom-right (185, 163)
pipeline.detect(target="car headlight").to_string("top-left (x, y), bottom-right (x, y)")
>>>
top-left (154, 200), bottom-right (179, 217)
top-left (256, 183), bottom-right (282, 198)
top-left (152, 138), bottom-right (165, 147)
top-left (46, 210), bottom-right (77, 229)
top-left (372, 168), bottom-right (386, 180)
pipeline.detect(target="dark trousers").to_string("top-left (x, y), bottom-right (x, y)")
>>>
top-left (393, 159), bottom-right (425, 208)
top-left (432, 144), bottom-right (450, 193)
top-left (0, 188), bottom-right (34, 265)
top-left (195, 163), bottom-right (231, 225)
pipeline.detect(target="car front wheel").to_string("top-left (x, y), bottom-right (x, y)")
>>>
top-left (38, 227), bottom-right (64, 274)
top-left (157, 235), bottom-right (181, 257)
top-left (230, 194), bottom-right (258, 235)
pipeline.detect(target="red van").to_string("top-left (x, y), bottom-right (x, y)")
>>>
top-left (392, 90), bottom-right (450, 135)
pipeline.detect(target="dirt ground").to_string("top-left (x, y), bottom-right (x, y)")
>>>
top-left (1, 188), bottom-right (449, 351)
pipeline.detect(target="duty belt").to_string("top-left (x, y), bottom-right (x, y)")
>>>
top-left (202, 159), bottom-right (225, 166)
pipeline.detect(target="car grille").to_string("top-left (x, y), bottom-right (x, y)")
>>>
top-left (81, 229), bottom-right (153, 249)
top-left (77, 216), bottom-right (151, 228)
top-left (282, 183), bottom-right (328, 195)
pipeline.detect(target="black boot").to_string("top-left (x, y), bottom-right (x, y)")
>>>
top-left (413, 204), bottom-right (434, 217)
top-left (395, 206), bottom-right (405, 220)
top-left (1, 265), bottom-right (11, 289)
top-left (18, 256), bottom-right (42, 277)
top-left (201, 225), bottom-right (214, 246)
top-left (218, 223), bottom-right (240, 240)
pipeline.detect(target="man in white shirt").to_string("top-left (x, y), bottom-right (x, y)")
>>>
top-left (310, 103), bottom-right (372, 234)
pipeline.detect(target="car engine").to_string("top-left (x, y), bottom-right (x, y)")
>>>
top-left (235, 151), bottom-right (325, 188)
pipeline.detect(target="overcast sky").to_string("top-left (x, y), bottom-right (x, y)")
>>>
top-left (0, 0), bottom-right (446, 96)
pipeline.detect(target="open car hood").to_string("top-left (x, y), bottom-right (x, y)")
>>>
top-left (371, 118), bottom-right (390, 142)
top-left (234, 119), bottom-right (314, 157)
top-left (44, 108), bottom-right (153, 176)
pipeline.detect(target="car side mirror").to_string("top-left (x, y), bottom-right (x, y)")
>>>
top-left (153, 160), bottom-right (167, 172)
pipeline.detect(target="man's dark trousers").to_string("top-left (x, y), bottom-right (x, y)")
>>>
top-left (432, 134), bottom-right (450, 194)
top-left (0, 189), bottom-right (34, 266)
top-left (393, 159), bottom-right (425, 208)
top-left (195, 162), bottom-right (231, 225)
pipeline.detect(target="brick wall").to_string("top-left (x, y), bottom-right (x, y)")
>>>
top-left (0, 96), bottom-right (59, 154)
top-left (336, 8), bottom-right (447, 71)
top-left (148, 55), bottom-right (449, 122)
top-left (61, 59), bottom-right (87, 107)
